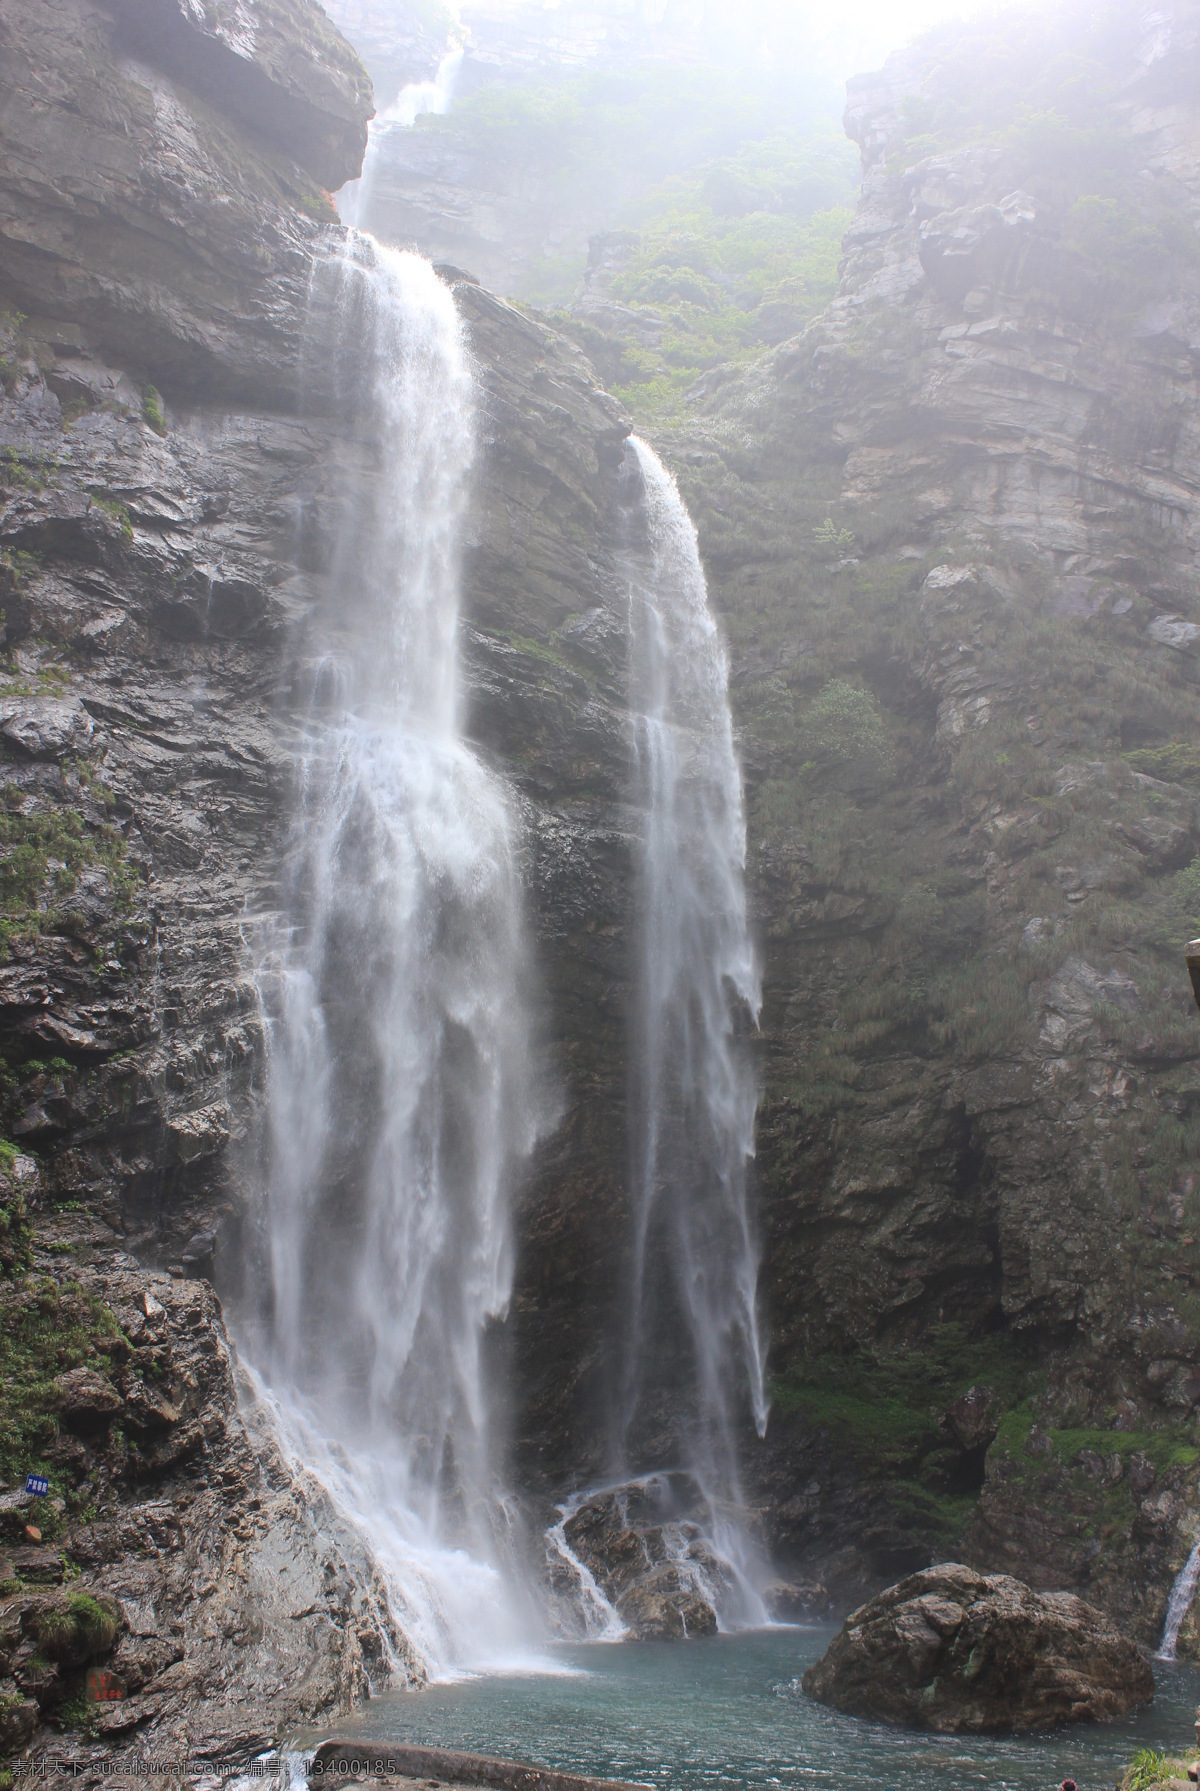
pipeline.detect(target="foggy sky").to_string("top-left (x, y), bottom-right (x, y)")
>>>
top-left (455, 0), bottom-right (998, 85)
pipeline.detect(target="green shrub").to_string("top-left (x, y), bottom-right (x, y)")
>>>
top-left (34, 1605), bottom-right (75, 1655)
top-left (803, 679), bottom-right (892, 771)
top-left (1124, 1750), bottom-right (1187, 1791)
top-left (1124, 742), bottom-right (1200, 785)
top-left (931, 956), bottom-right (1034, 1060)
top-left (0, 1276), bottom-right (126, 1485)
top-left (0, 797), bottom-right (140, 955)
top-left (811, 519), bottom-right (856, 554)
top-left (0, 1174), bottom-right (30, 1278)
top-left (141, 385), bottom-right (166, 436)
top-left (67, 1593), bottom-right (119, 1654)
top-left (85, 490), bottom-right (133, 540)
top-left (50, 1687), bottom-right (97, 1735)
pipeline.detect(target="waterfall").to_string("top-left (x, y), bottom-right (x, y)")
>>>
top-left (1158, 1537), bottom-right (1200, 1660)
top-left (248, 233), bottom-right (543, 1681)
top-left (337, 45), bottom-right (464, 231)
top-left (616, 435), bottom-right (768, 1621)
top-left (544, 1492), bottom-right (629, 1643)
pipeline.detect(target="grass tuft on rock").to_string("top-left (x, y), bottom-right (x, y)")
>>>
top-left (141, 384), bottom-right (166, 437)
top-left (1123, 1749), bottom-right (1192, 1791)
top-left (0, 787), bottom-right (141, 956)
top-left (0, 1164), bottom-right (30, 1278)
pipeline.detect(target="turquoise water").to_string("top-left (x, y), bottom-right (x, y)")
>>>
top-left (318, 1628), bottom-right (1200, 1791)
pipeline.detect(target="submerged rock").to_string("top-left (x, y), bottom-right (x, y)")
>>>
top-left (616, 1565), bottom-right (719, 1641)
top-left (802, 1563), bottom-right (1153, 1732)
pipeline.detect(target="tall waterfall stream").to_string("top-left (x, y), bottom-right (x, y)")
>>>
top-left (546, 442), bottom-right (769, 1637)
top-left (247, 234), bottom-right (544, 1681)
top-left (615, 439), bottom-right (768, 1625)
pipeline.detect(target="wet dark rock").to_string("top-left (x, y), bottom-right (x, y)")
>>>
top-left (308, 1740), bottom-right (649, 1791)
top-left (4, 0), bottom-right (1200, 1744)
top-left (0, 1490), bottom-right (56, 1545)
top-left (560, 1477), bottom-right (734, 1640)
top-left (53, 1366), bottom-right (123, 1430)
top-left (1129, 1453), bottom-right (1158, 1497)
top-left (0, 695), bottom-right (95, 758)
top-left (0, 0), bottom-right (641, 1748)
top-left (2, 1237), bottom-right (421, 1752)
top-left (180, 1229), bottom-right (217, 1272)
top-left (121, 1380), bottom-right (181, 1434)
top-left (940, 1385), bottom-right (999, 1455)
top-left (8, 1546), bottom-right (66, 1586)
top-left (802, 1564), bottom-right (1154, 1732)
top-left (0, 0), bottom-right (352, 402)
top-left (616, 1569), bottom-right (718, 1640)
top-left (661, 0), bottom-right (1200, 1644)
top-left (0, 1693), bottom-right (38, 1750)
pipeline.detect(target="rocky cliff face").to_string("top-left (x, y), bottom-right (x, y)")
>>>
top-left (8, 0), bottom-right (1200, 1753)
top-left (661, 0), bottom-right (1200, 1645)
top-left (0, 0), bottom-right (638, 1754)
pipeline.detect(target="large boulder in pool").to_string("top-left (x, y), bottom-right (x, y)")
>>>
top-left (802, 1563), bottom-right (1153, 1733)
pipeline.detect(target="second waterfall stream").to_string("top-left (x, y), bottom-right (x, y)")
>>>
top-left (247, 233), bottom-right (544, 1681)
top-left (621, 438), bottom-right (768, 1622)
top-left (547, 443), bottom-right (768, 1639)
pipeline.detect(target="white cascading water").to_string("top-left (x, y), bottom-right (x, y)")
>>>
top-left (616, 436), bottom-right (769, 1624)
top-left (1158, 1536), bottom-right (1200, 1660)
top-left (544, 1492), bottom-right (628, 1643)
top-left (250, 232), bottom-right (546, 1681)
top-left (338, 45), bottom-right (464, 231)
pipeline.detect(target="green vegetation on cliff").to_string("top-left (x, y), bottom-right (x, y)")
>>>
top-left (993, 1405), bottom-right (1198, 1475)
top-left (0, 1150), bottom-right (29, 1278)
top-left (773, 1326), bottom-right (1038, 1542)
top-left (0, 780), bottom-right (139, 955)
top-left (0, 1270), bottom-right (126, 1493)
top-left (559, 129), bottom-right (857, 417)
top-left (392, 58), bottom-right (858, 421)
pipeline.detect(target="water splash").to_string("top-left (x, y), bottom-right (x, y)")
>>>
top-left (338, 46), bottom-right (464, 231)
top-left (248, 234), bottom-right (543, 1680)
top-left (544, 1492), bottom-right (629, 1643)
top-left (1158, 1536), bottom-right (1200, 1660)
top-left (611, 436), bottom-right (768, 1624)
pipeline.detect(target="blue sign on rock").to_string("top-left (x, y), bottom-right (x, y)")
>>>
top-left (25, 1473), bottom-right (49, 1496)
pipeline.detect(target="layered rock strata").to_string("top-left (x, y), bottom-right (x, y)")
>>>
top-left (658, 0), bottom-right (1200, 1638)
